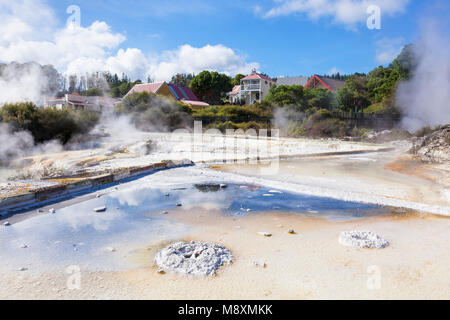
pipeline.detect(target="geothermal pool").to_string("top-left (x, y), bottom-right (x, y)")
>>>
top-left (1, 161), bottom-right (449, 300)
top-left (0, 177), bottom-right (391, 274)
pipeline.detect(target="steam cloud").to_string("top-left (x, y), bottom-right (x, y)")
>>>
top-left (397, 21), bottom-right (450, 131)
top-left (0, 62), bottom-right (58, 106)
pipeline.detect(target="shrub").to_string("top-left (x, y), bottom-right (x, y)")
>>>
top-left (364, 102), bottom-right (399, 115)
top-left (205, 121), bottom-right (269, 132)
top-left (115, 92), bottom-right (193, 131)
top-left (0, 102), bottom-right (100, 144)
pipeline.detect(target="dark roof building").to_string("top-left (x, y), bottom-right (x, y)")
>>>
top-left (304, 75), bottom-right (346, 92)
top-left (276, 76), bottom-right (309, 86)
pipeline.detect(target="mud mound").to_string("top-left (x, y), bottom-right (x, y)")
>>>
top-left (339, 230), bottom-right (389, 249)
top-left (155, 241), bottom-right (233, 276)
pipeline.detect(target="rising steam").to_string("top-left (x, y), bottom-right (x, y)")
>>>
top-left (397, 21), bottom-right (450, 131)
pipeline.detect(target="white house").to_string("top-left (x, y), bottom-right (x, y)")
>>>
top-left (239, 70), bottom-right (275, 105)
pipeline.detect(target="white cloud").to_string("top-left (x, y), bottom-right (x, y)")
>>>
top-left (0, 1), bottom-right (126, 72)
top-left (326, 67), bottom-right (343, 75)
top-left (148, 44), bottom-right (259, 81)
top-left (0, 0), bottom-right (258, 83)
top-left (375, 37), bottom-right (405, 64)
top-left (263, 0), bottom-right (409, 28)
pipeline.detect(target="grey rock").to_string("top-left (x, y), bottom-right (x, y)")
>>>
top-left (155, 241), bottom-right (233, 276)
top-left (410, 127), bottom-right (450, 163)
top-left (3, 221), bottom-right (11, 226)
top-left (94, 206), bottom-right (107, 212)
top-left (339, 230), bottom-right (389, 249)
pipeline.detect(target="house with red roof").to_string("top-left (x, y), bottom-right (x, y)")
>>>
top-left (125, 81), bottom-right (209, 108)
top-left (239, 70), bottom-right (275, 105)
top-left (304, 75), bottom-right (345, 92)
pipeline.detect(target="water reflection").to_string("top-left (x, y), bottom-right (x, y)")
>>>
top-left (0, 182), bottom-right (390, 273)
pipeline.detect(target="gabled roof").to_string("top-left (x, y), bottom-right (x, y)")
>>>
top-left (241, 71), bottom-right (274, 83)
top-left (304, 75), bottom-right (345, 92)
top-left (229, 85), bottom-right (241, 96)
top-left (124, 82), bottom-right (165, 97)
top-left (124, 81), bottom-right (209, 106)
top-left (320, 77), bottom-right (346, 91)
top-left (276, 76), bottom-right (308, 86)
top-left (167, 83), bottom-right (200, 101)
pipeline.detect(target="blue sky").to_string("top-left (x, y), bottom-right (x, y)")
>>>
top-left (1, 0), bottom-right (445, 80)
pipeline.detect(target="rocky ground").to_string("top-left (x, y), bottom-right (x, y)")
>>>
top-left (410, 126), bottom-right (450, 163)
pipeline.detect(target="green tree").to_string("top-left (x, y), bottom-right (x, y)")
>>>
top-left (304, 88), bottom-right (336, 111)
top-left (189, 71), bottom-right (232, 105)
top-left (336, 74), bottom-right (369, 112)
top-left (232, 74), bottom-right (245, 86)
top-left (170, 73), bottom-right (194, 87)
top-left (264, 85), bottom-right (305, 109)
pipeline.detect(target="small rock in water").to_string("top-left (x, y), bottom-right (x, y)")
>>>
top-left (220, 184), bottom-right (227, 189)
top-left (20, 244), bottom-right (28, 249)
top-left (157, 269), bottom-right (165, 274)
top-left (164, 193), bottom-right (170, 197)
top-left (3, 221), bottom-right (11, 226)
top-left (93, 206), bottom-right (107, 212)
top-left (176, 203), bottom-right (183, 207)
top-left (257, 232), bottom-right (272, 237)
top-left (339, 230), bottom-right (389, 249)
top-left (288, 229), bottom-right (296, 234)
top-left (253, 261), bottom-right (266, 268)
top-left (246, 208), bottom-right (252, 212)
top-left (96, 194), bottom-right (101, 198)
top-left (18, 267), bottom-right (28, 272)
top-left (49, 208), bottom-right (56, 214)
top-left (105, 247), bottom-right (116, 252)
top-left (161, 211), bottom-right (169, 215)
top-left (37, 209), bottom-right (44, 213)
